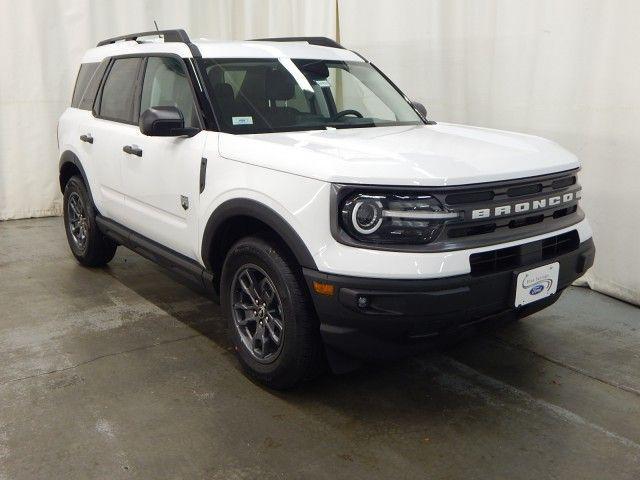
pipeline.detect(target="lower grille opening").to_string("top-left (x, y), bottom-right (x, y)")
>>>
top-left (541, 230), bottom-right (580, 258)
top-left (469, 230), bottom-right (580, 276)
top-left (469, 246), bottom-right (519, 275)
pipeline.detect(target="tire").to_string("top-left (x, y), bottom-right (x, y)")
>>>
top-left (220, 236), bottom-right (324, 390)
top-left (63, 175), bottom-right (117, 267)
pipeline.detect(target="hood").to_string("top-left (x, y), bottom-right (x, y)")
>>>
top-left (218, 123), bottom-right (580, 186)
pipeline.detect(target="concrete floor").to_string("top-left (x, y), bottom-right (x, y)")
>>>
top-left (1, 217), bottom-right (639, 479)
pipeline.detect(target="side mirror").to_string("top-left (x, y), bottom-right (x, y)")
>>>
top-left (411, 101), bottom-right (437, 125)
top-left (411, 101), bottom-right (427, 119)
top-left (139, 106), bottom-right (200, 137)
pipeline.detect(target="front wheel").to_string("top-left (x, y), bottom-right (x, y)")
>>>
top-left (220, 236), bottom-right (324, 390)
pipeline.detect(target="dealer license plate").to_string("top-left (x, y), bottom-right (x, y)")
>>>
top-left (514, 262), bottom-right (560, 307)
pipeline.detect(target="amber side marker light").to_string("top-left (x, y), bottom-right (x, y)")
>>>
top-left (313, 281), bottom-right (335, 296)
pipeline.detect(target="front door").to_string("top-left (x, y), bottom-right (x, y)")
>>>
top-left (120, 55), bottom-right (208, 260)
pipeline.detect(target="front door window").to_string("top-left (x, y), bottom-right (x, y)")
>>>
top-left (140, 56), bottom-right (199, 128)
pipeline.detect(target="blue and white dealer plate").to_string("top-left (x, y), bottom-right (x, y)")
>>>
top-left (515, 262), bottom-right (560, 307)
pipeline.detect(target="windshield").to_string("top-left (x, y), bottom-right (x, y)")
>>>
top-left (203, 58), bottom-right (424, 134)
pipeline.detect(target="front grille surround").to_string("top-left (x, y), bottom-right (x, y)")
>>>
top-left (330, 169), bottom-right (584, 253)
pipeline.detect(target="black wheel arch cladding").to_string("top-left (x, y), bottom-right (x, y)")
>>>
top-left (59, 151), bottom-right (95, 202)
top-left (202, 198), bottom-right (318, 275)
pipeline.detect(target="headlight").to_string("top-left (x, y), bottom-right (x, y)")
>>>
top-left (339, 192), bottom-right (459, 245)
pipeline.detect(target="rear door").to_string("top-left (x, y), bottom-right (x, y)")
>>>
top-left (120, 55), bottom-right (207, 259)
top-left (68, 61), bottom-right (103, 206)
top-left (89, 57), bottom-right (143, 224)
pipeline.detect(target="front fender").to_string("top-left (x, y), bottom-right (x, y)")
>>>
top-left (201, 198), bottom-right (317, 271)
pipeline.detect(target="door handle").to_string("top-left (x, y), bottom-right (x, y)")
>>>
top-left (80, 134), bottom-right (93, 144)
top-left (123, 145), bottom-right (142, 157)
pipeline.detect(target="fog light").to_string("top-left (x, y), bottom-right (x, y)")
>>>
top-left (357, 296), bottom-right (370, 309)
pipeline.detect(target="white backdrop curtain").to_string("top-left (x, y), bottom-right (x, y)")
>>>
top-left (0, 0), bottom-right (336, 219)
top-left (1, 0), bottom-right (638, 305)
top-left (338, 0), bottom-right (640, 305)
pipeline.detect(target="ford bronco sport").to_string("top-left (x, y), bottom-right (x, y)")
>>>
top-left (58, 30), bottom-right (595, 389)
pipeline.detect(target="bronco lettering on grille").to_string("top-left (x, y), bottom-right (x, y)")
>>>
top-left (471, 190), bottom-right (581, 220)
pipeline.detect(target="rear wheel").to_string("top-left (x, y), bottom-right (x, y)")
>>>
top-left (221, 236), bottom-right (323, 390)
top-left (63, 176), bottom-right (117, 267)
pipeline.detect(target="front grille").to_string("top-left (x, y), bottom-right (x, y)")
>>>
top-left (446, 190), bottom-right (494, 205)
top-left (469, 230), bottom-right (580, 276)
top-left (439, 170), bottom-right (582, 244)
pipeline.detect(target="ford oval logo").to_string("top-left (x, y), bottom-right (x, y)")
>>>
top-left (530, 284), bottom-right (545, 295)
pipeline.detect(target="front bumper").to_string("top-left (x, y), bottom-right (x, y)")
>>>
top-left (304, 236), bottom-right (595, 361)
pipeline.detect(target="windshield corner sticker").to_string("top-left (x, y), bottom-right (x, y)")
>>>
top-left (232, 116), bottom-right (254, 126)
top-left (315, 80), bottom-right (331, 87)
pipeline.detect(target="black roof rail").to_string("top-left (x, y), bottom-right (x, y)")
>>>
top-left (97, 29), bottom-right (190, 47)
top-left (249, 36), bottom-right (344, 49)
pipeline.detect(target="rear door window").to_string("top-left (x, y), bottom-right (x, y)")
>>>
top-left (99, 58), bottom-right (141, 123)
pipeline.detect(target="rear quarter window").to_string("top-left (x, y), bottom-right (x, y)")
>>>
top-left (71, 63), bottom-right (99, 108)
top-left (78, 60), bottom-right (109, 111)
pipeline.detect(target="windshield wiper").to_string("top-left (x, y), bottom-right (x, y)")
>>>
top-left (325, 122), bottom-right (377, 129)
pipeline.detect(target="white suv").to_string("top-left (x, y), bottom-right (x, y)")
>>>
top-left (58, 30), bottom-right (595, 389)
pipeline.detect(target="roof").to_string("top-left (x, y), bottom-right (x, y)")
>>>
top-left (194, 39), bottom-right (361, 61)
top-left (81, 37), bottom-right (362, 64)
